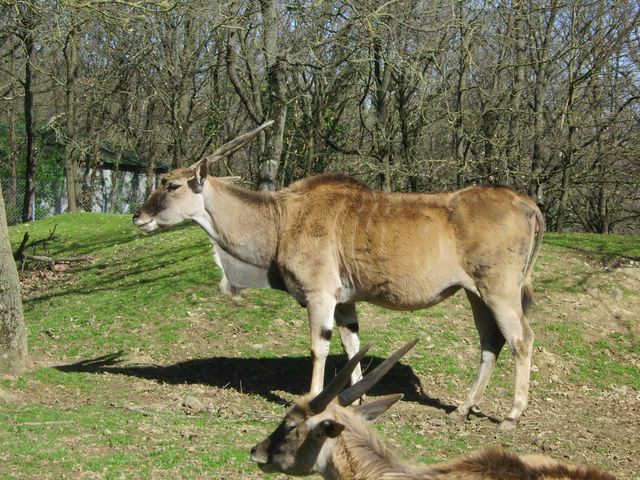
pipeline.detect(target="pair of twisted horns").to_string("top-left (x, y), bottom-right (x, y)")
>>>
top-left (188, 120), bottom-right (274, 170)
top-left (308, 339), bottom-right (419, 414)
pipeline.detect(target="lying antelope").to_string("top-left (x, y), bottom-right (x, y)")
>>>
top-left (251, 341), bottom-right (615, 480)
top-left (133, 121), bottom-right (544, 427)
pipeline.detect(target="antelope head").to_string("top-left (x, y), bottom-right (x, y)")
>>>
top-left (133, 121), bottom-right (273, 233)
top-left (250, 339), bottom-right (418, 475)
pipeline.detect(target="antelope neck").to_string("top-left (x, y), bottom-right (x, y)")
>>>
top-left (202, 178), bottom-right (279, 269)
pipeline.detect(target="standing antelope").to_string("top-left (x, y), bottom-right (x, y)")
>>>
top-left (134, 121), bottom-right (544, 427)
top-left (251, 341), bottom-right (615, 480)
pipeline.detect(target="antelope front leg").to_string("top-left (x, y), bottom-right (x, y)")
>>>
top-left (307, 293), bottom-right (337, 395)
top-left (334, 303), bottom-right (362, 387)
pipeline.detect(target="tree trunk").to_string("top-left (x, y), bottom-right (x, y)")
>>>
top-left (20, 5), bottom-right (37, 223)
top-left (144, 150), bottom-right (158, 198)
top-left (504, 0), bottom-right (527, 186)
top-left (0, 184), bottom-right (28, 374)
top-left (259, 57), bottom-right (287, 191)
top-left (64, 24), bottom-right (81, 212)
top-left (527, 0), bottom-right (558, 206)
top-left (555, 71), bottom-right (577, 232)
top-left (556, 159), bottom-right (571, 232)
top-left (130, 171), bottom-right (140, 208)
top-left (6, 98), bottom-right (18, 210)
top-left (595, 131), bottom-right (610, 234)
top-left (373, 41), bottom-right (393, 193)
top-left (257, 0), bottom-right (286, 191)
top-left (596, 157), bottom-right (610, 234)
top-left (454, 0), bottom-right (471, 188)
top-left (529, 78), bottom-right (548, 204)
top-left (396, 72), bottom-right (418, 192)
top-left (5, 45), bottom-right (19, 210)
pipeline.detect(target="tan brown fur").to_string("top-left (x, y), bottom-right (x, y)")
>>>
top-left (329, 408), bottom-right (419, 479)
top-left (135, 168), bottom-right (545, 425)
top-left (285, 172), bottom-right (373, 192)
top-left (255, 395), bottom-right (615, 480)
top-left (331, 408), bottom-right (615, 480)
top-left (160, 168), bottom-right (193, 180)
top-left (433, 449), bottom-right (616, 480)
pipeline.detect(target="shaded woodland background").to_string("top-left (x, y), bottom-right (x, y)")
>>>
top-left (1, 0), bottom-right (639, 233)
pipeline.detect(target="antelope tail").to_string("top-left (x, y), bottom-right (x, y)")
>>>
top-left (522, 206), bottom-right (545, 313)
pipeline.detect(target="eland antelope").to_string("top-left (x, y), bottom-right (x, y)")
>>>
top-left (133, 121), bottom-right (544, 427)
top-left (250, 340), bottom-right (615, 480)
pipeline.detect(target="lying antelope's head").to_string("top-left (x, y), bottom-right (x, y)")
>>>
top-left (133, 121), bottom-right (273, 233)
top-left (250, 339), bottom-right (418, 476)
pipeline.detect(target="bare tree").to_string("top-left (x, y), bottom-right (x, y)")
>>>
top-left (0, 0), bottom-right (638, 232)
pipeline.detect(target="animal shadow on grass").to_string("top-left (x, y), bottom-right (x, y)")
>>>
top-left (55, 353), bottom-right (457, 414)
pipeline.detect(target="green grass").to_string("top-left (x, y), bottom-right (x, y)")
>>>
top-left (536, 233), bottom-right (640, 295)
top-left (11, 213), bottom-right (220, 360)
top-left (0, 401), bottom-right (272, 479)
top-left (544, 232), bottom-right (640, 261)
top-left (543, 321), bottom-right (640, 390)
top-left (2, 213), bottom-right (639, 478)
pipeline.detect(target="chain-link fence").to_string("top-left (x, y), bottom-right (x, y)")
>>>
top-left (1, 179), bottom-right (22, 226)
top-left (1, 176), bottom-right (66, 226)
top-left (1, 170), bottom-right (149, 226)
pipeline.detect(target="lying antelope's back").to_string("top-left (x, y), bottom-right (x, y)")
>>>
top-left (431, 449), bottom-right (616, 480)
top-left (330, 409), bottom-right (615, 480)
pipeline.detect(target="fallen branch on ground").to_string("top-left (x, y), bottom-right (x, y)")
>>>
top-left (21, 254), bottom-right (92, 269)
top-left (12, 225), bottom-right (91, 270)
top-left (13, 224), bottom-right (58, 262)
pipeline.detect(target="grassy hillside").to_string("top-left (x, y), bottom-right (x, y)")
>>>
top-left (2, 213), bottom-right (639, 479)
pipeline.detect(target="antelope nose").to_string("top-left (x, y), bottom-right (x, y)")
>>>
top-left (132, 211), bottom-right (140, 222)
top-left (250, 444), bottom-right (261, 463)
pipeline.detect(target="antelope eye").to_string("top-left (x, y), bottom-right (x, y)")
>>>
top-left (167, 183), bottom-right (181, 191)
top-left (282, 422), bottom-right (296, 433)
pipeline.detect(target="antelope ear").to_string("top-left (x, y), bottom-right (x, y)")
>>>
top-left (218, 176), bottom-right (241, 185)
top-left (193, 161), bottom-right (208, 192)
top-left (353, 394), bottom-right (403, 421)
top-left (314, 420), bottom-right (345, 439)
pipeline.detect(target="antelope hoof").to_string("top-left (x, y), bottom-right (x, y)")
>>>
top-left (499, 418), bottom-right (518, 431)
top-left (449, 406), bottom-right (469, 422)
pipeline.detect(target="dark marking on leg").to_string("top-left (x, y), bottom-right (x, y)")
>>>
top-left (347, 322), bottom-right (359, 334)
top-left (321, 328), bottom-right (333, 341)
